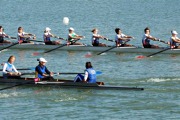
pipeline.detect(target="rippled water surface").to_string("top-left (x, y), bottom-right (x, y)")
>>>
top-left (0, 0), bottom-right (180, 120)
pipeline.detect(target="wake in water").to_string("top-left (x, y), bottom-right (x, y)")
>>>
top-left (0, 92), bottom-right (19, 98)
top-left (144, 77), bottom-right (180, 83)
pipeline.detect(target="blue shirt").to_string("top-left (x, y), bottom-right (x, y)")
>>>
top-left (85, 68), bottom-right (96, 83)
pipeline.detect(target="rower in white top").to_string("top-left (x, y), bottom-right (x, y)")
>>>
top-left (0, 26), bottom-right (12, 43)
top-left (91, 28), bottom-right (107, 47)
top-left (169, 30), bottom-right (180, 49)
top-left (67, 27), bottom-right (85, 45)
top-left (17, 27), bottom-right (36, 43)
top-left (43, 27), bottom-right (61, 45)
top-left (115, 28), bottom-right (134, 47)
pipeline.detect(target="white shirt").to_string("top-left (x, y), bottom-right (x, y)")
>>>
top-left (17, 32), bottom-right (27, 41)
top-left (115, 33), bottom-right (126, 42)
top-left (2, 62), bottom-right (18, 74)
top-left (92, 33), bottom-right (100, 42)
top-left (0, 32), bottom-right (8, 37)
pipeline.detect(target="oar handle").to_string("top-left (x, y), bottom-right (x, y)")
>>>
top-left (155, 39), bottom-right (169, 44)
top-left (103, 38), bottom-right (115, 42)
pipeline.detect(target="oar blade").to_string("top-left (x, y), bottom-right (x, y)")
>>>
top-left (32, 52), bottom-right (40, 56)
top-left (84, 52), bottom-right (92, 58)
top-left (136, 55), bottom-right (146, 59)
top-left (96, 71), bottom-right (102, 75)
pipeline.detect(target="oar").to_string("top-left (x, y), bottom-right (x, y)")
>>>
top-left (97, 46), bottom-right (117, 55)
top-left (97, 39), bottom-right (131, 55)
top-left (32, 39), bottom-right (81, 56)
top-left (136, 47), bottom-right (171, 59)
top-left (103, 38), bottom-right (115, 42)
top-left (27, 37), bottom-right (65, 43)
top-left (0, 80), bottom-right (35, 91)
top-left (0, 67), bottom-right (35, 71)
top-left (9, 37), bottom-right (17, 39)
top-left (154, 39), bottom-right (169, 44)
top-left (0, 42), bottom-right (19, 52)
top-left (21, 71), bottom-right (102, 76)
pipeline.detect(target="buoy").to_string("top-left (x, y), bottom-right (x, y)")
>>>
top-left (63, 17), bottom-right (69, 25)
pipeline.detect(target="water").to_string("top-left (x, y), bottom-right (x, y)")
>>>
top-left (0, 0), bottom-right (180, 119)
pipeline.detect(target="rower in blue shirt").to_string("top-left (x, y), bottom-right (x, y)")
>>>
top-left (35, 57), bottom-right (53, 81)
top-left (74, 62), bottom-right (96, 83)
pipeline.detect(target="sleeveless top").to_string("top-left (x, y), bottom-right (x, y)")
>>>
top-left (0, 32), bottom-right (7, 42)
top-left (92, 34), bottom-right (100, 44)
top-left (142, 34), bottom-right (151, 45)
top-left (17, 32), bottom-right (25, 42)
top-left (85, 68), bottom-right (96, 83)
top-left (44, 32), bottom-right (51, 42)
top-left (68, 33), bottom-right (76, 42)
top-left (170, 36), bottom-right (178, 48)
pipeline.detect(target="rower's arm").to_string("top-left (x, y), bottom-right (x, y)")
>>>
top-left (93, 34), bottom-right (104, 39)
top-left (2, 63), bottom-right (8, 74)
top-left (12, 65), bottom-right (18, 73)
top-left (146, 35), bottom-right (157, 41)
top-left (118, 37), bottom-right (129, 41)
top-left (172, 37), bottom-right (180, 43)
top-left (45, 66), bottom-right (51, 75)
top-left (84, 71), bottom-right (88, 82)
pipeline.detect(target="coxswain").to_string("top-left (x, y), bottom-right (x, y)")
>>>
top-left (169, 30), bottom-right (180, 49)
top-left (43, 27), bottom-right (61, 45)
top-left (74, 62), bottom-right (96, 83)
top-left (35, 58), bottom-right (54, 81)
top-left (115, 28), bottom-right (134, 47)
top-left (142, 27), bottom-right (159, 48)
top-left (0, 26), bottom-right (11, 43)
top-left (68, 27), bottom-right (84, 45)
top-left (2, 55), bottom-right (21, 78)
top-left (91, 28), bottom-right (107, 47)
top-left (17, 27), bottom-right (36, 43)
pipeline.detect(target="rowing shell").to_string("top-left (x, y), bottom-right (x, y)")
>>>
top-left (0, 43), bottom-right (178, 54)
top-left (0, 77), bottom-right (144, 91)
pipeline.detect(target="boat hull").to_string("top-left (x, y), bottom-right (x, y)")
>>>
top-left (0, 43), bottom-right (179, 54)
top-left (0, 78), bottom-right (144, 91)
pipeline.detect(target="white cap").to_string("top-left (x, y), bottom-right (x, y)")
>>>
top-left (69, 27), bottom-right (74, 31)
top-left (45, 27), bottom-right (51, 31)
top-left (172, 30), bottom-right (178, 35)
top-left (38, 58), bottom-right (47, 62)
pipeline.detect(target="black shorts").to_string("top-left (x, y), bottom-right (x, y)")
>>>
top-left (120, 44), bottom-right (125, 47)
top-left (92, 43), bottom-right (99, 46)
top-left (45, 41), bottom-right (53, 45)
top-left (0, 40), bottom-right (4, 43)
top-left (22, 41), bottom-right (29, 43)
top-left (143, 44), bottom-right (152, 48)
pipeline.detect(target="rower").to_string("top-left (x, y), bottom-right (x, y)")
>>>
top-left (91, 28), bottom-right (107, 47)
top-left (142, 27), bottom-right (159, 48)
top-left (2, 55), bottom-right (21, 78)
top-left (35, 58), bottom-right (54, 81)
top-left (74, 62), bottom-right (96, 83)
top-left (115, 28), bottom-right (134, 47)
top-left (17, 27), bottom-right (36, 43)
top-left (0, 26), bottom-right (11, 43)
top-left (169, 30), bottom-right (180, 49)
top-left (67, 27), bottom-right (84, 45)
top-left (43, 27), bottom-right (61, 45)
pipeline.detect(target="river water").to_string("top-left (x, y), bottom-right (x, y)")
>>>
top-left (0, 0), bottom-right (180, 120)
